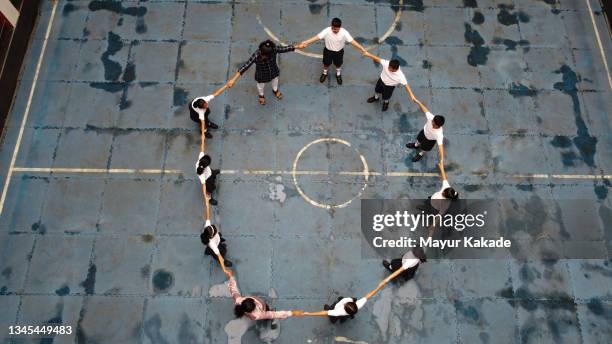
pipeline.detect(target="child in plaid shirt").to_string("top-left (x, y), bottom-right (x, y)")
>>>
top-left (227, 40), bottom-right (305, 105)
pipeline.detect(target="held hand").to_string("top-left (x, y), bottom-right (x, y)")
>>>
top-left (295, 43), bottom-right (306, 50)
top-left (292, 310), bottom-right (304, 317)
top-left (227, 79), bottom-right (235, 88)
top-left (225, 269), bottom-right (233, 278)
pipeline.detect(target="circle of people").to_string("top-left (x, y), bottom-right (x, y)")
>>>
top-left (191, 18), bottom-right (459, 324)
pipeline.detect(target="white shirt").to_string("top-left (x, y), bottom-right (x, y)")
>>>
top-left (204, 220), bottom-right (221, 255)
top-left (195, 152), bottom-right (212, 185)
top-left (379, 59), bottom-right (408, 87)
top-left (430, 179), bottom-right (452, 215)
top-left (327, 297), bottom-right (367, 317)
top-left (317, 27), bottom-right (353, 51)
top-left (191, 95), bottom-right (215, 121)
top-left (401, 250), bottom-right (420, 269)
top-left (423, 111), bottom-right (444, 145)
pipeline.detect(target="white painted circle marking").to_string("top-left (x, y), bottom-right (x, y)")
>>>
top-left (292, 138), bottom-right (369, 209)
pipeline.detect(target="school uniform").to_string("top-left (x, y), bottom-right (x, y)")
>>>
top-left (228, 276), bottom-right (293, 321)
top-left (196, 152), bottom-right (219, 194)
top-left (430, 179), bottom-right (452, 215)
top-left (388, 250), bottom-right (422, 282)
top-left (416, 111), bottom-right (444, 151)
top-left (325, 297), bottom-right (367, 323)
top-left (317, 27), bottom-right (354, 67)
top-left (189, 95), bottom-right (217, 130)
top-left (201, 220), bottom-right (227, 258)
top-left (375, 59), bottom-right (408, 100)
top-left (238, 45), bottom-right (295, 96)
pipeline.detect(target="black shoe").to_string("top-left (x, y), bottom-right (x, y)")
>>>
top-left (367, 96), bottom-right (379, 103)
top-left (212, 169), bottom-right (221, 175)
top-left (406, 143), bottom-right (416, 149)
top-left (382, 102), bottom-right (389, 112)
top-left (412, 153), bottom-right (423, 162)
top-left (207, 121), bottom-right (219, 130)
top-left (209, 198), bottom-right (218, 206)
top-left (382, 260), bottom-right (391, 270)
top-left (224, 260), bottom-right (233, 268)
top-left (320, 73), bottom-right (327, 83)
top-left (205, 132), bottom-right (213, 139)
top-left (336, 74), bottom-right (343, 85)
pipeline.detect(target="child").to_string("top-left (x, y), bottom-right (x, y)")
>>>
top-left (196, 152), bottom-right (220, 206)
top-left (200, 221), bottom-right (233, 269)
top-left (227, 40), bottom-right (305, 105)
top-left (363, 51), bottom-right (413, 112)
top-left (299, 17), bottom-right (367, 85)
top-left (405, 96), bottom-right (446, 163)
top-left (225, 270), bottom-right (304, 321)
top-left (189, 83), bottom-right (229, 139)
top-left (381, 247), bottom-right (427, 283)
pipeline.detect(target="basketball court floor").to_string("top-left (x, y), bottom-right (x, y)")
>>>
top-left (0, 0), bottom-right (611, 343)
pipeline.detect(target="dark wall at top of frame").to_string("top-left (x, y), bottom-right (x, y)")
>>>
top-left (0, 0), bottom-right (40, 135)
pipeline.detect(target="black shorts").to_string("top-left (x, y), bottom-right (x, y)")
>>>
top-left (205, 174), bottom-right (217, 194)
top-left (323, 48), bottom-right (344, 67)
top-left (416, 129), bottom-right (437, 151)
top-left (375, 78), bottom-right (395, 100)
top-left (190, 106), bottom-right (210, 126)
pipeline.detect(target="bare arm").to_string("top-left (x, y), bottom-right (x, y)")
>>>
top-left (303, 311), bottom-right (329, 317)
top-left (227, 71), bottom-right (241, 88)
top-left (438, 144), bottom-right (446, 170)
top-left (350, 39), bottom-right (367, 53)
top-left (404, 84), bottom-right (417, 102)
top-left (301, 34), bottom-right (320, 47)
top-left (212, 83), bottom-right (229, 97)
top-left (363, 51), bottom-right (381, 63)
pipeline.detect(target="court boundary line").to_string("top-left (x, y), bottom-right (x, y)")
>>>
top-left (10, 166), bottom-right (612, 180)
top-left (0, 0), bottom-right (58, 217)
top-left (585, 0), bottom-right (612, 91)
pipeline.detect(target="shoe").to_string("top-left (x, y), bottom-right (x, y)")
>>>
top-left (224, 260), bottom-right (233, 268)
top-left (212, 169), bottom-right (221, 175)
top-left (382, 260), bottom-right (391, 270)
top-left (320, 73), bottom-right (327, 83)
top-left (406, 143), bottom-right (416, 149)
top-left (209, 198), bottom-right (218, 206)
top-left (382, 102), bottom-right (389, 112)
top-left (273, 89), bottom-right (283, 99)
top-left (207, 121), bottom-right (219, 130)
top-left (367, 96), bottom-right (379, 103)
top-left (412, 153), bottom-right (423, 162)
top-left (205, 132), bottom-right (213, 139)
top-left (336, 74), bottom-right (343, 85)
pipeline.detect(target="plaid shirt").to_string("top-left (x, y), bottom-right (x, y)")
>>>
top-left (238, 45), bottom-right (295, 83)
top-left (227, 277), bottom-right (293, 320)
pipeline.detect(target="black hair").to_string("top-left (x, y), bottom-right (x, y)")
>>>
top-left (433, 115), bottom-right (445, 127)
top-left (200, 225), bottom-right (217, 245)
top-left (389, 59), bottom-right (400, 70)
top-left (235, 298), bottom-right (256, 317)
top-left (196, 155), bottom-right (212, 176)
top-left (344, 301), bottom-right (358, 316)
top-left (412, 247), bottom-right (427, 263)
top-left (193, 99), bottom-right (205, 109)
top-left (331, 18), bottom-right (342, 28)
top-left (442, 187), bottom-right (459, 200)
top-left (259, 40), bottom-right (276, 58)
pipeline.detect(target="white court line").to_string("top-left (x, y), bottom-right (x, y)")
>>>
top-left (585, 0), bottom-right (612, 91)
top-left (0, 0), bottom-right (59, 218)
top-left (10, 167), bottom-right (612, 180)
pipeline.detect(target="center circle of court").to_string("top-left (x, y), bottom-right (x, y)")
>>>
top-left (292, 138), bottom-right (369, 209)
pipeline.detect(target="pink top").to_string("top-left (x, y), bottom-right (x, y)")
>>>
top-left (227, 277), bottom-right (292, 320)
